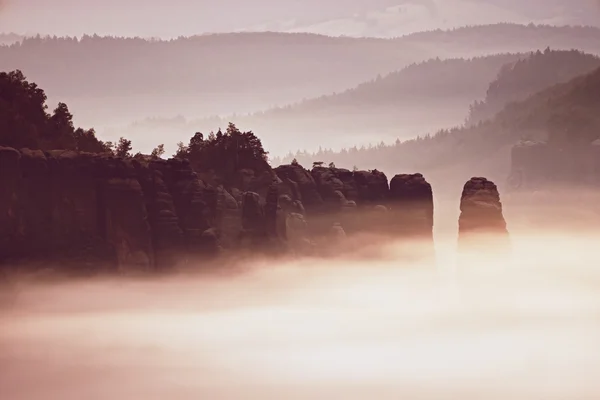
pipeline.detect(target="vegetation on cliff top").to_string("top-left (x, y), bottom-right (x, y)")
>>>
top-left (175, 123), bottom-right (270, 185)
top-left (0, 70), bottom-right (111, 153)
top-left (0, 69), bottom-right (271, 187)
top-left (3, 44), bottom-right (600, 187)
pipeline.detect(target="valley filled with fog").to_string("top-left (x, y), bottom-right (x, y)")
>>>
top-left (3, 1), bottom-right (600, 399)
top-left (3, 225), bottom-right (600, 399)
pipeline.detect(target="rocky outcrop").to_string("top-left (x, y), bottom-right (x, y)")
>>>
top-left (265, 182), bottom-right (279, 238)
top-left (388, 174), bottom-right (434, 239)
top-left (0, 147), bottom-right (30, 263)
top-left (133, 160), bottom-right (185, 268)
top-left (458, 177), bottom-right (510, 253)
top-left (0, 147), bottom-right (225, 273)
top-left (0, 148), bottom-right (467, 271)
top-left (0, 147), bottom-right (155, 273)
top-left (157, 158), bottom-right (215, 259)
top-left (238, 191), bottom-right (267, 251)
top-left (275, 162), bottom-right (435, 243)
top-left (286, 213), bottom-right (314, 256)
top-left (353, 169), bottom-right (389, 204)
top-left (237, 188), bottom-right (287, 255)
top-left (240, 192), bottom-right (265, 234)
top-left (274, 163), bottom-right (323, 212)
top-left (310, 166), bottom-right (389, 208)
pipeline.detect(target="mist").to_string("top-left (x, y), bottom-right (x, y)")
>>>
top-left (3, 220), bottom-right (600, 399)
top-left (2, 0), bottom-right (600, 38)
top-left (4, 1), bottom-right (600, 398)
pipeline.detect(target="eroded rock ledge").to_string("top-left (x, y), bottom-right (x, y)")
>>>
top-left (0, 147), bottom-right (459, 273)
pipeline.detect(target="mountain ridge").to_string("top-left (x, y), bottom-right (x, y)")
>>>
top-left (117, 53), bottom-right (526, 154)
top-left (277, 58), bottom-right (600, 192)
top-left (3, 0), bottom-right (600, 38)
top-left (3, 23), bottom-right (600, 155)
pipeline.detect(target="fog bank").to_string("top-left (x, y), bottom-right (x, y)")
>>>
top-left (2, 230), bottom-right (600, 399)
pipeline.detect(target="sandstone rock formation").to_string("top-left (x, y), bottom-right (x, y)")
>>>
top-left (275, 162), bottom-right (435, 245)
top-left (458, 177), bottom-right (510, 254)
top-left (310, 166), bottom-right (389, 209)
top-left (388, 173), bottom-right (434, 239)
top-left (238, 188), bottom-right (287, 255)
top-left (1, 149), bottom-right (445, 272)
top-left (133, 159), bottom-right (185, 268)
top-left (239, 192), bottom-right (265, 242)
top-left (265, 182), bottom-right (279, 238)
top-left (0, 147), bottom-right (157, 273)
top-left (274, 163), bottom-right (323, 212)
top-left (0, 147), bottom-right (220, 273)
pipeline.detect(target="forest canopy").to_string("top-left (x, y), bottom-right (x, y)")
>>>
top-left (0, 70), bottom-right (111, 153)
top-left (275, 63), bottom-right (600, 175)
top-left (175, 123), bottom-right (270, 185)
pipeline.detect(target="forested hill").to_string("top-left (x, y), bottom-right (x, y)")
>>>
top-left (404, 23), bottom-right (600, 52)
top-left (2, 23), bottom-right (600, 129)
top-left (466, 49), bottom-right (600, 125)
top-left (0, 33), bottom-right (23, 46)
top-left (122, 53), bottom-right (525, 153)
top-left (277, 65), bottom-right (600, 190)
top-left (243, 53), bottom-right (523, 117)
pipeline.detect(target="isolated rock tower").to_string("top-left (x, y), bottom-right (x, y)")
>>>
top-left (458, 177), bottom-right (510, 255)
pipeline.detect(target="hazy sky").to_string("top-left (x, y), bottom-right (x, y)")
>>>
top-left (0, 0), bottom-right (401, 37)
top-left (1, 0), bottom-right (599, 38)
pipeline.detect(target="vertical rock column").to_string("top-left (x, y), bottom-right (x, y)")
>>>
top-left (458, 177), bottom-right (510, 256)
top-left (239, 192), bottom-right (266, 251)
top-left (388, 174), bottom-right (434, 239)
top-left (135, 161), bottom-right (185, 269)
top-left (266, 182), bottom-right (288, 254)
top-left (95, 156), bottom-right (155, 272)
top-left (388, 173), bottom-right (435, 261)
top-left (265, 182), bottom-right (279, 238)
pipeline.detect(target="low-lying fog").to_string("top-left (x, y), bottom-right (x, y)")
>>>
top-left (2, 223), bottom-right (600, 399)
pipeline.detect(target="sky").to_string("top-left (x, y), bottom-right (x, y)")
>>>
top-left (1, 0), bottom-right (599, 39)
top-left (0, 0), bottom-right (402, 37)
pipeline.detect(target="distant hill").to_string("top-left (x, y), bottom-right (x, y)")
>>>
top-left (121, 53), bottom-right (525, 154)
top-left (3, 0), bottom-right (599, 38)
top-left (2, 23), bottom-right (600, 133)
top-left (280, 65), bottom-right (600, 193)
top-left (289, 0), bottom-right (600, 38)
top-left (0, 33), bottom-right (23, 46)
top-left (466, 49), bottom-right (600, 125)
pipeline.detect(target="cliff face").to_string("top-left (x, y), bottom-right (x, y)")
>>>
top-left (0, 147), bottom-right (219, 272)
top-left (275, 164), bottom-right (434, 241)
top-left (0, 150), bottom-right (438, 273)
top-left (1, 147), bottom-right (152, 271)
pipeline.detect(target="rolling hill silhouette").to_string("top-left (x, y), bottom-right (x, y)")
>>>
top-left (2, 23), bottom-right (600, 136)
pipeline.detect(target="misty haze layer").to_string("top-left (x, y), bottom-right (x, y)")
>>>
top-left (2, 0), bottom-right (600, 38)
top-left (2, 231), bottom-right (600, 399)
top-left (3, 0), bottom-right (600, 398)
top-left (4, 24), bottom-right (598, 157)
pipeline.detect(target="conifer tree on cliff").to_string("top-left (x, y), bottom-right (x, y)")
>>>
top-left (176, 123), bottom-right (269, 186)
top-left (0, 70), bottom-right (112, 153)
